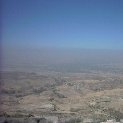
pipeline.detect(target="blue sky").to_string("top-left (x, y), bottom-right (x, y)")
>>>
top-left (1, 0), bottom-right (123, 49)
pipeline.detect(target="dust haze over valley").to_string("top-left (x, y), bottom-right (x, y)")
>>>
top-left (2, 48), bottom-right (123, 73)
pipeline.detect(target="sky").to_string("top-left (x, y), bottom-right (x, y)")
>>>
top-left (1, 0), bottom-right (123, 50)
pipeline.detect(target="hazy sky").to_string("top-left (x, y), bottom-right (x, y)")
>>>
top-left (1, 0), bottom-right (123, 49)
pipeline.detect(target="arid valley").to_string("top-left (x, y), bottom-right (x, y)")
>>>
top-left (1, 49), bottom-right (123, 123)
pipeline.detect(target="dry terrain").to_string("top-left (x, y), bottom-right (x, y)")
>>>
top-left (0, 68), bottom-right (123, 122)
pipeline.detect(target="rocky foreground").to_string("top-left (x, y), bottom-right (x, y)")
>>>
top-left (0, 116), bottom-right (123, 123)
